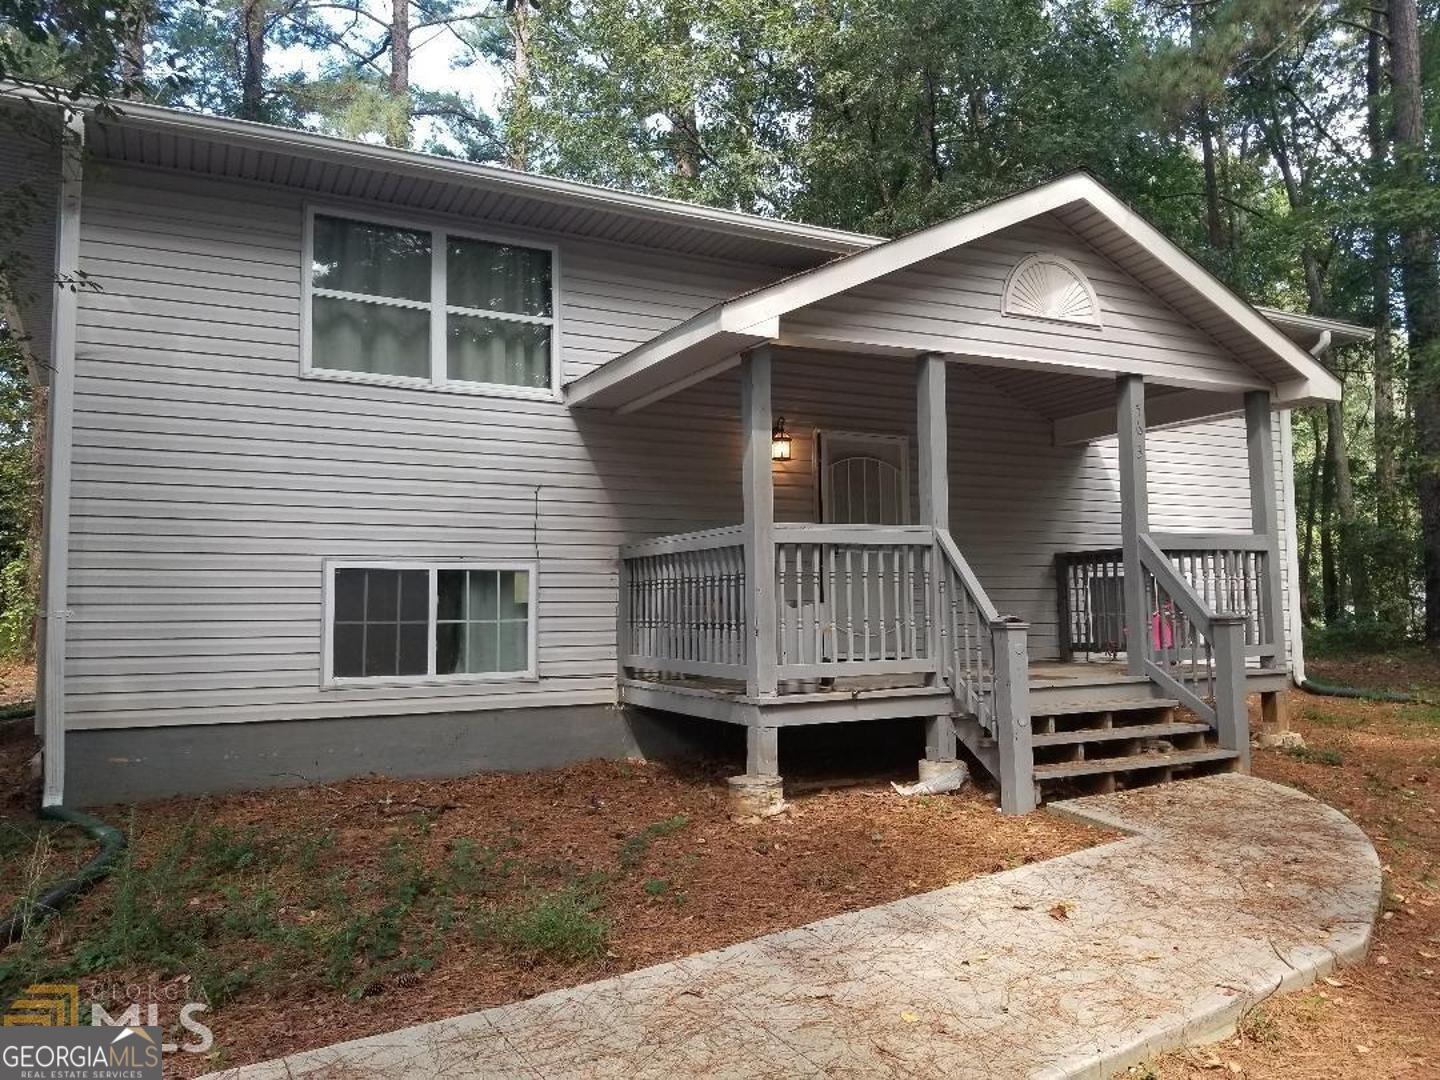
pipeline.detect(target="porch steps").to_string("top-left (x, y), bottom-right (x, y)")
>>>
top-left (1026, 698), bottom-right (1238, 800)
top-left (1031, 721), bottom-right (1210, 748)
top-left (1033, 747), bottom-right (1239, 782)
top-left (1037, 697), bottom-right (1181, 717)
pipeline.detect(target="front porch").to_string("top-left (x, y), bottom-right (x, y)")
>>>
top-left (610, 349), bottom-right (1291, 813)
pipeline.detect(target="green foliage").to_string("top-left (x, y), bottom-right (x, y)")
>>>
top-left (617, 814), bottom-right (688, 871)
top-left (474, 882), bottom-right (608, 963)
top-left (1283, 744), bottom-right (1345, 767)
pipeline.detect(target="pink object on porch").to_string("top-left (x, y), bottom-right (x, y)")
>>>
top-left (1151, 607), bottom-right (1175, 650)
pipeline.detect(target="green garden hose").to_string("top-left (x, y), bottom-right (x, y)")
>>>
top-left (0, 703), bottom-right (126, 946)
top-left (1296, 677), bottom-right (1425, 704)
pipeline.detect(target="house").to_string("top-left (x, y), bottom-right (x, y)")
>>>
top-left (1, 92), bottom-right (1371, 811)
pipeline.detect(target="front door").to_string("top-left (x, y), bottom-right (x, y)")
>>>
top-left (817, 432), bottom-right (911, 661)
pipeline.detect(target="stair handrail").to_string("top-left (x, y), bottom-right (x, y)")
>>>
top-left (1138, 533), bottom-right (1250, 763)
top-left (935, 527), bottom-right (1035, 813)
top-left (934, 527), bottom-right (1002, 729)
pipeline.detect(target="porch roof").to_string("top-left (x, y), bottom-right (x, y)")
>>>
top-left (564, 173), bottom-right (1348, 417)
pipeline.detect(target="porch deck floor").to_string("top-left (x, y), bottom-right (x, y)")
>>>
top-left (625, 658), bottom-right (1138, 704)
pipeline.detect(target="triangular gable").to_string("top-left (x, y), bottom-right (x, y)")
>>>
top-left (565, 173), bottom-right (1343, 411)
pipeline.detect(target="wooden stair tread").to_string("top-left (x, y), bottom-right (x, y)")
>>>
top-left (1031, 721), bottom-right (1210, 747)
top-left (1033, 747), bottom-right (1238, 781)
top-left (1034, 698), bottom-right (1180, 717)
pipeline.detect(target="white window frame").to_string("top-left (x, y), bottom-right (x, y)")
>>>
top-left (300, 204), bottom-right (562, 401)
top-left (321, 560), bottom-right (540, 687)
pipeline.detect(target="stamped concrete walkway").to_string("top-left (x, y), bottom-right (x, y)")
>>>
top-left (210, 775), bottom-right (1380, 1080)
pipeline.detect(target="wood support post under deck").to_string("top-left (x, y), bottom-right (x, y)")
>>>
top-left (746, 725), bottom-right (780, 778)
top-left (1212, 614), bottom-right (1251, 771)
top-left (993, 620), bottom-right (1035, 814)
top-left (1245, 390), bottom-right (1288, 669)
top-left (741, 347), bottom-right (778, 698)
top-left (1116, 375), bottom-right (1149, 677)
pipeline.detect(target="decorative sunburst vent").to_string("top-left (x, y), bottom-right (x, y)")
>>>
top-left (1002, 254), bottom-right (1102, 327)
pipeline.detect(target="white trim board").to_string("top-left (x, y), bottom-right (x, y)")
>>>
top-left (565, 174), bottom-right (1346, 412)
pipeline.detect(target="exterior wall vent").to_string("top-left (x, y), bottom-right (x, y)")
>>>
top-left (1002, 254), bottom-right (1102, 327)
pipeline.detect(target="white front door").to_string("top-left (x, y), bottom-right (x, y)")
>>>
top-left (817, 432), bottom-right (911, 661)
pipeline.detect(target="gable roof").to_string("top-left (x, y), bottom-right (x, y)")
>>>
top-left (565, 172), bottom-right (1346, 411)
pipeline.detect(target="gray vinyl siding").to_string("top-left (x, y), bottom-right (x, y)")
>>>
top-left (0, 124), bottom-right (60, 372)
top-left (784, 213), bottom-right (1262, 392)
top-left (65, 164), bottom-right (1293, 731)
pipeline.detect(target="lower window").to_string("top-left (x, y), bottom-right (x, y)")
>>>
top-left (327, 563), bottom-right (536, 683)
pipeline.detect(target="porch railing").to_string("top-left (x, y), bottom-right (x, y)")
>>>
top-left (772, 523), bottom-right (936, 680)
top-left (619, 526), bottom-right (747, 680)
top-left (935, 529), bottom-right (1000, 732)
top-left (1057, 533), bottom-right (1278, 667)
top-left (1138, 535), bottom-right (1247, 756)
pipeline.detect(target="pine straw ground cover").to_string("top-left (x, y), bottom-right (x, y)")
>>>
top-left (0, 733), bottom-right (1101, 1077)
top-left (1138, 652), bottom-right (1440, 1080)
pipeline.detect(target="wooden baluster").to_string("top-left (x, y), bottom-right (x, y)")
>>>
top-left (844, 547), bottom-right (855, 663)
top-left (861, 547), bottom-right (872, 662)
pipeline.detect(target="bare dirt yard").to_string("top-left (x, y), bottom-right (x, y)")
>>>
top-left (1137, 650), bottom-right (1440, 1080)
top-left (0, 713), bottom-right (1100, 1077)
top-left (5, 649), bottom-right (1437, 1078)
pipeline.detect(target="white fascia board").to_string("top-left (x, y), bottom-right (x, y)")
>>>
top-left (78, 96), bottom-right (878, 256)
top-left (1076, 184), bottom-right (1345, 402)
top-left (1257, 306), bottom-right (1374, 346)
top-left (564, 309), bottom-right (778, 408)
top-left (720, 176), bottom-right (1094, 330)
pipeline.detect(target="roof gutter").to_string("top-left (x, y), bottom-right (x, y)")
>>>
top-left (8, 86), bottom-right (877, 257)
top-left (37, 107), bottom-right (84, 808)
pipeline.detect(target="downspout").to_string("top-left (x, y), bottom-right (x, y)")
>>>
top-left (1279, 329), bottom-right (1332, 689)
top-left (37, 107), bottom-right (84, 808)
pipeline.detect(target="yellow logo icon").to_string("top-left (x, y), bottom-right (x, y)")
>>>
top-left (4, 983), bottom-right (80, 1026)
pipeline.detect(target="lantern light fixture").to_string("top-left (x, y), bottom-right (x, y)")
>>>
top-left (770, 418), bottom-right (792, 462)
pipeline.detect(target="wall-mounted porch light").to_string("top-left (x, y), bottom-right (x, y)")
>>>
top-left (771, 417), bottom-right (792, 462)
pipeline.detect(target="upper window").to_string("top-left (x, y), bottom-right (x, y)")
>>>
top-left (305, 211), bottom-right (556, 394)
top-left (326, 563), bottom-right (537, 684)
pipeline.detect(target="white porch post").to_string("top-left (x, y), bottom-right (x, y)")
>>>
top-left (1244, 390), bottom-right (1288, 669)
top-left (741, 347), bottom-right (778, 699)
top-left (916, 353), bottom-right (955, 762)
top-left (1117, 375), bottom-right (1149, 676)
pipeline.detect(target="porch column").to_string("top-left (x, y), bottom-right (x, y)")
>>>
top-left (1117, 375), bottom-right (1149, 676)
top-left (917, 353), bottom-right (949, 531)
top-left (1244, 391), bottom-right (1288, 669)
top-left (916, 353), bottom-right (955, 760)
top-left (1246, 390), bottom-right (1290, 745)
top-left (741, 347), bottom-right (778, 698)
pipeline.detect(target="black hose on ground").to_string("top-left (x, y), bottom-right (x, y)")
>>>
top-left (1295, 677), bottom-right (1424, 704)
top-left (0, 806), bottom-right (126, 947)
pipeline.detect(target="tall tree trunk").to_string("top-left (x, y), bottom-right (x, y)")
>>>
top-left (1264, 105), bottom-right (1371, 621)
top-left (119, 1), bottom-right (148, 96)
top-left (662, 4), bottom-right (699, 180)
top-left (1197, 105), bottom-right (1225, 252)
top-left (1391, 0), bottom-right (1440, 639)
top-left (239, 0), bottom-right (266, 122)
top-left (1369, 7), bottom-right (1404, 630)
top-left (387, 0), bottom-right (412, 148)
top-left (1321, 420), bottom-right (1340, 623)
top-left (505, 0), bottom-right (533, 170)
top-left (1301, 411), bottom-right (1323, 624)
